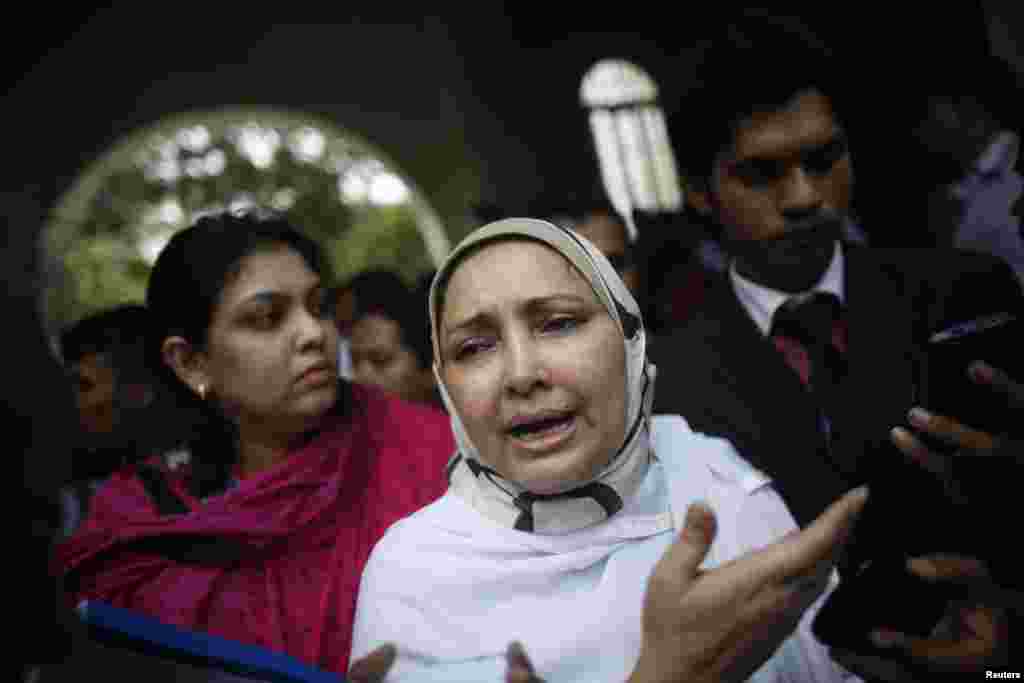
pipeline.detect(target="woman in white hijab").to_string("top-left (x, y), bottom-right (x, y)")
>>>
top-left (351, 218), bottom-right (868, 682)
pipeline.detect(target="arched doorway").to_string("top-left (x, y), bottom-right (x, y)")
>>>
top-left (43, 108), bottom-right (449, 335)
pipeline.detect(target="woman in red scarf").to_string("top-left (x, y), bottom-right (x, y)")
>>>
top-left (55, 211), bottom-right (454, 679)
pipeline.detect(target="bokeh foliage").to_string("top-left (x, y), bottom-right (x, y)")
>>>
top-left (44, 111), bottom-right (445, 334)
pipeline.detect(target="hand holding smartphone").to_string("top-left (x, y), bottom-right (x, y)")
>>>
top-left (917, 312), bottom-right (1022, 438)
top-left (812, 555), bottom-right (964, 656)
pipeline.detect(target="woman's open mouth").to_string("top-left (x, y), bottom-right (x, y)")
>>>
top-left (506, 412), bottom-right (577, 449)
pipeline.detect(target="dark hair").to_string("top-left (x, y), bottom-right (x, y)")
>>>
top-left (348, 268), bottom-right (408, 303)
top-left (145, 210), bottom-right (329, 496)
top-left (538, 196), bottom-right (629, 244)
top-left (666, 11), bottom-right (845, 189)
top-left (350, 269), bottom-right (432, 369)
top-left (328, 268), bottom-right (408, 318)
top-left (148, 210), bottom-right (327, 351)
top-left (59, 304), bottom-right (150, 367)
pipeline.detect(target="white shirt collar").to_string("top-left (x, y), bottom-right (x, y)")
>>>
top-left (729, 241), bottom-right (845, 336)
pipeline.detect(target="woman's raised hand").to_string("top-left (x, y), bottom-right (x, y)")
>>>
top-left (629, 487), bottom-right (869, 683)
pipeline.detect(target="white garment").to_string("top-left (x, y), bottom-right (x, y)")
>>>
top-left (730, 241), bottom-right (846, 336)
top-left (352, 415), bottom-right (857, 682)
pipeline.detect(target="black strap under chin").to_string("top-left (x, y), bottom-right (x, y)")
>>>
top-left (463, 458), bottom-right (625, 532)
top-left (512, 482), bottom-right (623, 532)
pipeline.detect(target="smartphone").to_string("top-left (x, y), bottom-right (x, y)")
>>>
top-left (812, 556), bottom-right (963, 656)
top-left (917, 311), bottom-right (1022, 438)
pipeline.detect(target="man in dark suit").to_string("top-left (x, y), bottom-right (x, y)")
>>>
top-left (653, 11), bottom-right (1021, 555)
top-left (650, 12), bottom-right (1023, 676)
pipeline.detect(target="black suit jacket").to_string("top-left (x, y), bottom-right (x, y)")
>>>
top-left (651, 246), bottom-right (1022, 553)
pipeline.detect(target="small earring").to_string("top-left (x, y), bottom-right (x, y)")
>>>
top-left (197, 383), bottom-right (208, 400)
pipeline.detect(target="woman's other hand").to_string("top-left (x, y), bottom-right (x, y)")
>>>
top-left (348, 643), bottom-right (396, 683)
top-left (506, 641), bottom-right (546, 683)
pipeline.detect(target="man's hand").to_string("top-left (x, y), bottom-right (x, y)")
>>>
top-left (892, 361), bottom-right (1023, 506)
top-left (629, 487), bottom-right (868, 683)
top-left (831, 555), bottom-right (1009, 680)
top-left (849, 360), bottom-right (1022, 680)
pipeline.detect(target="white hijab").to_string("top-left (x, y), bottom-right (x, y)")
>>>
top-left (429, 218), bottom-right (657, 533)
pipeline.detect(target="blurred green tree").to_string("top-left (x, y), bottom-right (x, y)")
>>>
top-left (44, 111), bottom-right (448, 335)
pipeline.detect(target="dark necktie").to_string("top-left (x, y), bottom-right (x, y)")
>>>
top-left (771, 292), bottom-right (847, 441)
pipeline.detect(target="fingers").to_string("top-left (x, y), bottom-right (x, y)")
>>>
top-left (349, 643), bottom-right (397, 683)
top-left (706, 487), bottom-right (863, 617)
top-left (969, 361), bottom-right (1024, 409)
top-left (763, 486), bottom-right (868, 582)
top-left (655, 501), bottom-right (718, 580)
top-left (906, 407), bottom-right (997, 452)
top-left (906, 555), bottom-right (989, 583)
top-left (870, 626), bottom-right (1001, 674)
top-left (891, 425), bottom-right (977, 505)
top-left (890, 426), bottom-right (946, 478)
top-left (868, 576), bottom-right (1010, 674)
top-left (907, 555), bottom-right (1024, 612)
top-left (506, 641), bottom-right (545, 683)
top-left (743, 562), bottom-right (831, 628)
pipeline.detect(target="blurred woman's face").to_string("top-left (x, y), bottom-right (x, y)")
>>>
top-left (200, 246), bottom-right (338, 438)
top-left (438, 240), bottom-right (627, 494)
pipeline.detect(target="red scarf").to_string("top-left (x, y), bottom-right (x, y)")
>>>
top-left (55, 383), bottom-right (454, 674)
